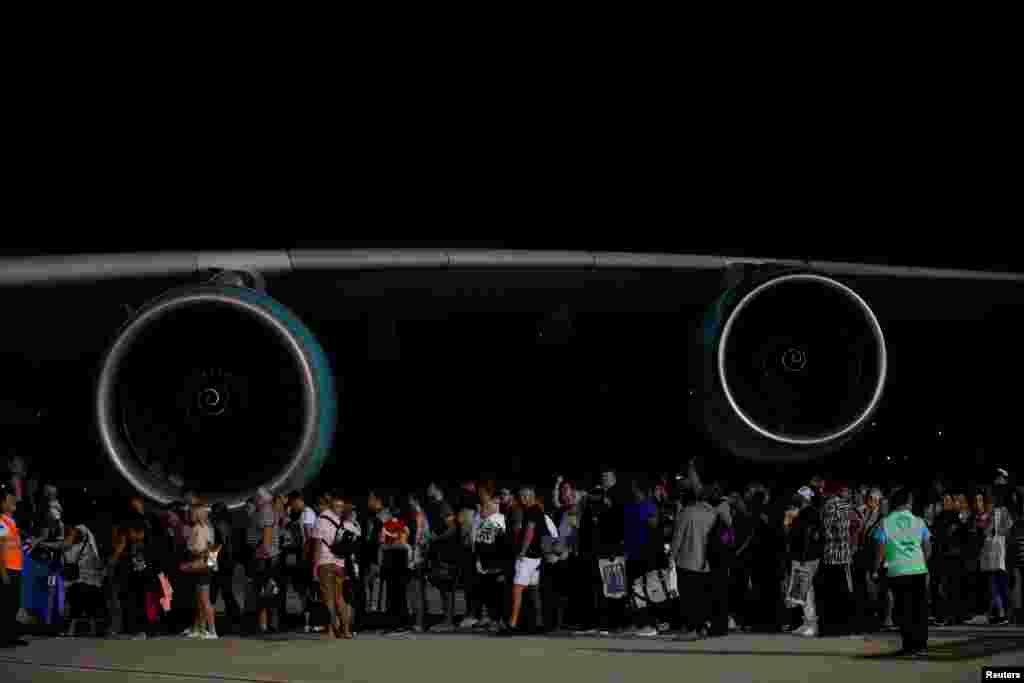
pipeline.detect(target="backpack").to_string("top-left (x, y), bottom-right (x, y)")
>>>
top-left (319, 514), bottom-right (359, 559)
top-left (706, 512), bottom-right (736, 570)
top-left (214, 519), bottom-right (233, 567)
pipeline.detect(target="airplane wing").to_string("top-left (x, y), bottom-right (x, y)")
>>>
top-left (1, 249), bottom-right (1022, 284)
top-left (0, 249), bottom-right (1019, 508)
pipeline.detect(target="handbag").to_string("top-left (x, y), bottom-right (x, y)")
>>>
top-left (31, 544), bottom-right (56, 564)
top-left (980, 510), bottom-right (1007, 573)
top-left (631, 565), bottom-right (679, 608)
top-left (598, 556), bottom-right (627, 599)
top-left (785, 563), bottom-right (813, 607)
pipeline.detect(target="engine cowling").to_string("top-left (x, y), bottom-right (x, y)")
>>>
top-left (95, 284), bottom-right (338, 508)
top-left (697, 270), bottom-right (887, 463)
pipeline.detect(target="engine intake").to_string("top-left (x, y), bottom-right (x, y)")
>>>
top-left (95, 285), bottom-right (337, 508)
top-left (700, 272), bottom-right (887, 462)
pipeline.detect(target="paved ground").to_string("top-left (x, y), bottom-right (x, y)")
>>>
top-left (3, 626), bottom-right (1023, 683)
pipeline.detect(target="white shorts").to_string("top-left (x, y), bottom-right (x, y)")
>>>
top-left (514, 557), bottom-right (542, 587)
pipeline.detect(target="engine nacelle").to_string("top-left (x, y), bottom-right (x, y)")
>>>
top-left (95, 284), bottom-right (337, 508)
top-left (697, 270), bottom-right (887, 463)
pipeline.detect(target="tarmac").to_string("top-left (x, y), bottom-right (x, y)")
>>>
top-left (2, 625), bottom-right (1023, 683)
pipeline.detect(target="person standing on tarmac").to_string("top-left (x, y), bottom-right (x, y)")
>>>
top-left (873, 488), bottom-right (932, 658)
top-left (1, 484), bottom-right (28, 648)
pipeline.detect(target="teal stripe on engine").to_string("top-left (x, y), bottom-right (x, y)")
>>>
top-left (225, 286), bottom-right (339, 489)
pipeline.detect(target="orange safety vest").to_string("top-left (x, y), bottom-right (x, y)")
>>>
top-left (1, 514), bottom-right (23, 572)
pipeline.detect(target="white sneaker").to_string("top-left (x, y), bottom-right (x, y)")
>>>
top-left (181, 628), bottom-right (196, 637)
top-left (458, 617), bottom-right (478, 629)
top-left (635, 626), bottom-right (658, 637)
top-left (202, 631), bottom-right (219, 640)
top-left (186, 630), bottom-right (205, 639)
top-left (798, 626), bottom-right (818, 637)
top-left (966, 615), bottom-right (988, 626)
top-left (130, 633), bottom-right (147, 641)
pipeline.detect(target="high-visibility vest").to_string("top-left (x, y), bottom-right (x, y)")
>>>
top-left (883, 510), bottom-right (927, 577)
top-left (1, 514), bottom-right (24, 572)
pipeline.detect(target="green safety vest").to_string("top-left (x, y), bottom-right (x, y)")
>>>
top-left (883, 511), bottom-right (927, 577)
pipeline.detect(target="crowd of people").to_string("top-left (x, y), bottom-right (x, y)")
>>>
top-left (2, 456), bottom-right (1023, 656)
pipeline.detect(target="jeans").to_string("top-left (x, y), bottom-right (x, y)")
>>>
top-left (989, 571), bottom-right (1010, 616)
top-left (791, 560), bottom-right (819, 627)
top-left (210, 566), bottom-right (242, 626)
top-left (408, 569), bottom-right (429, 630)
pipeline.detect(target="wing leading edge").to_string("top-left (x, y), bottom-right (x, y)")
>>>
top-left (0, 249), bottom-right (1021, 285)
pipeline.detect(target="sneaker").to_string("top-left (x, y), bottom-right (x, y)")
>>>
top-left (966, 615), bottom-right (988, 626)
top-left (430, 623), bottom-right (455, 633)
top-left (202, 631), bottom-right (218, 640)
top-left (186, 630), bottom-right (205, 639)
top-left (634, 626), bottom-right (658, 637)
top-left (657, 623), bottom-right (671, 634)
top-left (573, 628), bottom-right (600, 636)
top-left (130, 633), bottom-right (147, 641)
top-left (476, 617), bottom-right (493, 629)
top-left (796, 625), bottom-right (818, 637)
top-left (180, 628), bottom-right (196, 637)
top-left (458, 617), bottom-right (479, 629)
top-left (990, 617), bottom-right (1009, 626)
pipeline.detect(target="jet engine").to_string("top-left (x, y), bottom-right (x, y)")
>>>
top-left (95, 282), bottom-right (337, 508)
top-left (697, 270), bottom-right (887, 463)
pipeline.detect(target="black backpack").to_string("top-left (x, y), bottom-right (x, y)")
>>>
top-left (214, 519), bottom-right (234, 567)
top-left (319, 514), bottom-right (359, 559)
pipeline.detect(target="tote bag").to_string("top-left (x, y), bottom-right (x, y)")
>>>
top-left (980, 509), bottom-right (1007, 573)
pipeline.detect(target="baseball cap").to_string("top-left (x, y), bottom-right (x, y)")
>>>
top-left (797, 486), bottom-right (815, 501)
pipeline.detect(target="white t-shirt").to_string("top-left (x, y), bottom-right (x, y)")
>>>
top-left (301, 507), bottom-right (317, 530)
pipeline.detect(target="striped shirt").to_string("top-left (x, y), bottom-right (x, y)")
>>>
top-left (822, 496), bottom-right (852, 565)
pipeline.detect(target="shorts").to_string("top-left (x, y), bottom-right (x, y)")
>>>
top-left (514, 557), bottom-right (542, 587)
